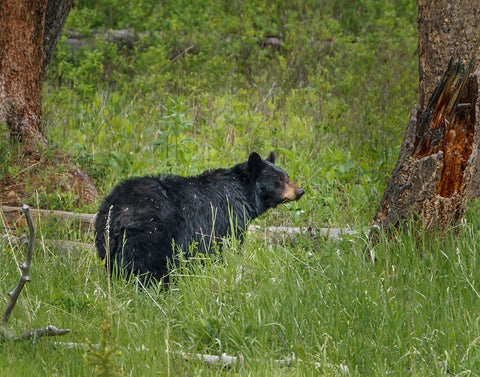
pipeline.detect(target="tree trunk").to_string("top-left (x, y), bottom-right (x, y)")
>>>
top-left (0, 0), bottom-right (49, 154)
top-left (373, 60), bottom-right (479, 233)
top-left (418, 0), bottom-right (480, 109)
top-left (0, 0), bottom-right (72, 153)
top-left (43, 0), bottom-right (74, 74)
top-left (0, 0), bottom-right (98, 206)
top-left (418, 0), bottom-right (480, 198)
top-left (372, 2), bottom-right (480, 234)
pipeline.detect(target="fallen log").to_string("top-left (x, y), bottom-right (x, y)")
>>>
top-left (248, 225), bottom-right (357, 241)
top-left (50, 343), bottom-right (350, 374)
top-left (178, 351), bottom-right (349, 373)
top-left (1, 234), bottom-right (94, 253)
top-left (1, 205), bottom-right (96, 231)
top-left (1, 206), bottom-right (357, 243)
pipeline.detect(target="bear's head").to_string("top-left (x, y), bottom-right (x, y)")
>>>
top-left (247, 151), bottom-right (304, 209)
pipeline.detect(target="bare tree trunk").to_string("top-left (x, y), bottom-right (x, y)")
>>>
top-left (372, 2), bottom-right (480, 234)
top-left (43, 0), bottom-right (74, 73)
top-left (418, 0), bottom-right (480, 109)
top-left (0, 1), bottom-right (98, 206)
top-left (0, 0), bottom-right (49, 154)
top-left (418, 0), bottom-right (480, 198)
top-left (373, 61), bottom-right (479, 233)
top-left (0, 0), bottom-right (72, 153)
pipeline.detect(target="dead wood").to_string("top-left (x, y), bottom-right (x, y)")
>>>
top-left (50, 343), bottom-right (350, 374)
top-left (1, 206), bottom-right (356, 249)
top-left (1, 205), bottom-right (70, 341)
top-left (178, 351), bottom-right (349, 373)
top-left (2, 234), bottom-right (94, 253)
top-left (179, 351), bottom-right (244, 368)
top-left (248, 225), bottom-right (357, 240)
top-left (2, 205), bottom-right (37, 326)
top-left (15, 325), bottom-right (70, 341)
top-left (1, 205), bottom-right (96, 231)
top-left (373, 59), bottom-right (479, 234)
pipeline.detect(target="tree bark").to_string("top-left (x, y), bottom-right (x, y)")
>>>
top-left (43, 0), bottom-right (74, 73)
top-left (0, 1), bottom-right (98, 205)
top-left (372, 2), bottom-right (480, 234)
top-left (0, 0), bottom-right (49, 153)
top-left (374, 60), bottom-right (479, 233)
top-left (418, 0), bottom-right (480, 109)
top-left (418, 0), bottom-right (480, 198)
top-left (0, 0), bottom-right (72, 153)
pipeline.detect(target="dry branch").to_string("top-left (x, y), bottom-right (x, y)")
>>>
top-left (16, 325), bottom-right (70, 341)
top-left (178, 351), bottom-right (350, 374)
top-left (1, 205), bottom-right (70, 341)
top-left (2, 205), bottom-right (36, 326)
top-left (1, 205), bottom-right (96, 231)
top-left (2, 205), bottom-right (356, 244)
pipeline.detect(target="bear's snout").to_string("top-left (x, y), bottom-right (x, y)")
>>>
top-left (281, 180), bottom-right (305, 202)
top-left (295, 188), bottom-right (305, 200)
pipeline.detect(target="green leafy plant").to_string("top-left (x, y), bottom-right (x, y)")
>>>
top-left (84, 321), bottom-right (122, 377)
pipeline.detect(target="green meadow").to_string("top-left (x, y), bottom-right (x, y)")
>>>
top-left (2, 0), bottom-right (480, 375)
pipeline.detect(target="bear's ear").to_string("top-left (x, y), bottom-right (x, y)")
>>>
top-left (266, 151), bottom-right (276, 164)
top-left (247, 152), bottom-right (263, 179)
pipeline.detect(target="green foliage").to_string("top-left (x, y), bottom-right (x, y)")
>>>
top-left (43, 0), bottom-right (417, 224)
top-left (84, 321), bottom-right (122, 377)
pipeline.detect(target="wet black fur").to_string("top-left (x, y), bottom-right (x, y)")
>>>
top-left (94, 152), bottom-right (297, 283)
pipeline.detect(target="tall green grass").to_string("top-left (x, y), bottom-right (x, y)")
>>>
top-left (2, 210), bottom-right (480, 375)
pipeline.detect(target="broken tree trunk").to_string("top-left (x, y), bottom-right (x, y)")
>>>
top-left (417, 1), bottom-right (480, 198)
top-left (373, 59), bottom-right (479, 234)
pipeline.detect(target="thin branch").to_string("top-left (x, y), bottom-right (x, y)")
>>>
top-left (16, 325), bottom-right (70, 341)
top-left (1, 205), bottom-right (35, 326)
top-left (1, 205), bottom-right (70, 341)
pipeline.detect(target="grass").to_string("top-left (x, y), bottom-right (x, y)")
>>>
top-left (3, 0), bottom-right (479, 376)
top-left (2, 210), bottom-right (480, 376)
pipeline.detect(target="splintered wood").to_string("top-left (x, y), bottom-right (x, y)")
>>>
top-left (413, 60), bottom-right (476, 198)
top-left (374, 59), bottom-right (479, 233)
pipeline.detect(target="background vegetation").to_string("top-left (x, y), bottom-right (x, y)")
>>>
top-left (3, 0), bottom-right (479, 375)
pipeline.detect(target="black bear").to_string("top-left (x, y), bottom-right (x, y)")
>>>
top-left (94, 152), bottom-right (304, 283)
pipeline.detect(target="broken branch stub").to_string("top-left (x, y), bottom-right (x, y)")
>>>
top-left (374, 59), bottom-right (479, 234)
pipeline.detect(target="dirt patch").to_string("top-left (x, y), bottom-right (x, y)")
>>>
top-left (0, 151), bottom-right (98, 208)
